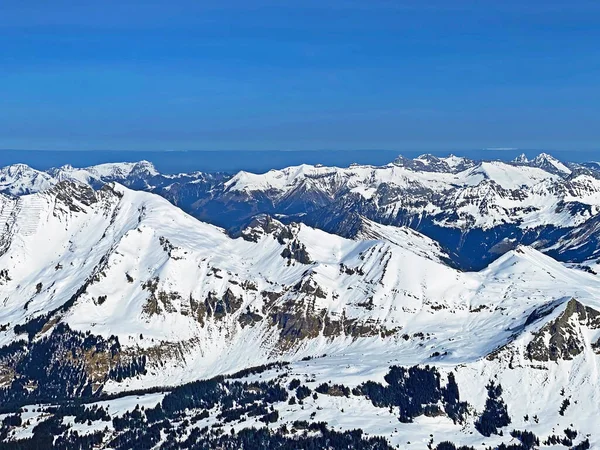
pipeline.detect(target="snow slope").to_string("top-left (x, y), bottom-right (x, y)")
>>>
top-left (0, 179), bottom-right (598, 448)
top-left (0, 182), bottom-right (599, 384)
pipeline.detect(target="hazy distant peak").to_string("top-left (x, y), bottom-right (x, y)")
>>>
top-left (513, 153), bottom-right (529, 163)
top-left (531, 152), bottom-right (572, 175)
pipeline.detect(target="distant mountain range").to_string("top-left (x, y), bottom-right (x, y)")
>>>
top-left (0, 153), bottom-right (598, 448)
top-left (4, 152), bottom-right (600, 270)
top-left (0, 148), bottom-right (597, 173)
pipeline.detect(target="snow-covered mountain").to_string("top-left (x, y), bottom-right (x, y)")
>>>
top-left (5, 152), bottom-right (599, 271)
top-left (0, 163), bottom-right (55, 196)
top-left (0, 153), bottom-right (600, 269)
top-left (213, 154), bottom-right (600, 268)
top-left (0, 174), bottom-right (598, 448)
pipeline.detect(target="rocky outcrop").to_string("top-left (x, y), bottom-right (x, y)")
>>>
top-left (526, 299), bottom-right (600, 362)
top-left (240, 214), bottom-right (285, 243)
top-left (142, 277), bottom-right (179, 317)
top-left (280, 240), bottom-right (312, 265)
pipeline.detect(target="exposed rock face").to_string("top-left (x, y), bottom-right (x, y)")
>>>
top-left (526, 299), bottom-right (600, 362)
top-left (269, 307), bottom-right (392, 351)
top-left (186, 288), bottom-right (245, 325)
top-left (142, 277), bottom-right (179, 317)
top-left (50, 181), bottom-right (99, 213)
top-left (206, 288), bottom-right (244, 320)
top-left (239, 214), bottom-right (285, 242)
top-left (268, 289), bottom-right (396, 351)
top-left (237, 309), bottom-right (263, 328)
top-left (293, 276), bottom-right (326, 299)
top-left (270, 308), bottom-right (325, 348)
top-left (280, 240), bottom-right (312, 265)
top-left (241, 215), bottom-right (313, 264)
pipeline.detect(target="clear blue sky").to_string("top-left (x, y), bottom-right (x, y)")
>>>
top-left (1, 0), bottom-right (598, 152)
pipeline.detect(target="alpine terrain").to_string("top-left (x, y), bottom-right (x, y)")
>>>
top-left (0, 154), bottom-right (597, 449)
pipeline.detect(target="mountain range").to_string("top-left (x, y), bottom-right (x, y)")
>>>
top-left (0, 153), bottom-right (598, 449)
top-left (4, 152), bottom-right (600, 269)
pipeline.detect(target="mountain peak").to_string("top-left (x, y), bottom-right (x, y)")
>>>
top-left (533, 152), bottom-right (557, 163)
top-left (1, 157), bottom-right (600, 447)
top-left (239, 214), bottom-right (287, 242)
top-left (530, 152), bottom-right (572, 175)
top-left (414, 154), bottom-right (443, 166)
top-left (132, 160), bottom-right (159, 174)
top-left (0, 163), bottom-right (55, 196)
top-left (0, 163), bottom-right (38, 175)
top-left (391, 155), bottom-right (409, 166)
top-left (513, 153), bottom-right (529, 163)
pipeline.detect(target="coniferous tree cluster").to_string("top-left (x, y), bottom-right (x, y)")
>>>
top-left (314, 382), bottom-right (351, 397)
top-left (435, 442), bottom-right (475, 450)
top-left (0, 323), bottom-right (145, 410)
top-left (356, 366), bottom-right (467, 423)
top-left (108, 356), bottom-right (147, 382)
top-left (227, 362), bottom-right (289, 380)
top-left (160, 423), bottom-right (394, 450)
top-left (570, 439), bottom-right (591, 450)
top-left (543, 428), bottom-right (581, 447)
top-left (474, 381), bottom-right (511, 437)
top-left (509, 429), bottom-right (539, 449)
top-left (295, 384), bottom-right (311, 401)
top-left (0, 360), bottom-right (593, 450)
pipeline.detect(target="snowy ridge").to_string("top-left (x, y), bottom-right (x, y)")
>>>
top-left (0, 183), bottom-right (598, 374)
top-left (0, 153), bottom-right (597, 233)
top-left (0, 178), bottom-right (597, 447)
top-left (0, 164), bottom-right (55, 196)
top-left (220, 157), bottom-right (590, 231)
top-left (4, 153), bottom-right (600, 271)
top-left (0, 183), bottom-right (597, 363)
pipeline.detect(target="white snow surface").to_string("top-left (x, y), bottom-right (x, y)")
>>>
top-left (0, 179), bottom-right (598, 447)
top-left (0, 182), bottom-right (598, 381)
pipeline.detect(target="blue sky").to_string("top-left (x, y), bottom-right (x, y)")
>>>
top-left (0, 1), bottom-right (598, 152)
